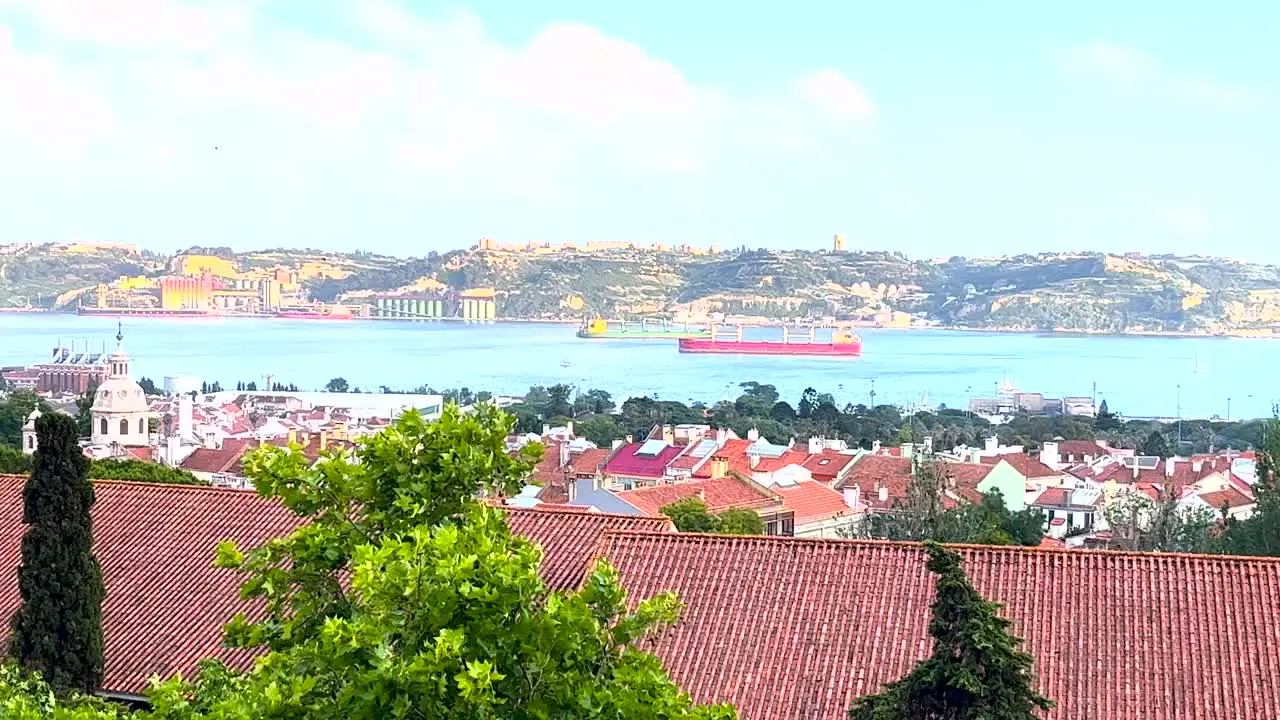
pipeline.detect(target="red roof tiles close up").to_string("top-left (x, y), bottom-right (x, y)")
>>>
top-left (0, 475), bottom-right (673, 696)
top-left (598, 532), bottom-right (1280, 720)
top-left (615, 475), bottom-right (779, 516)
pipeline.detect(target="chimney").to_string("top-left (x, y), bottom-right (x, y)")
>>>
top-left (566, 420), bottom-right (574, 437)
top-left (923, 436), bottom-right (933, 455)
top-left (542, 423), bottom-right (551, 437)
top-left (1040, 441), bottom-right (1060, 469)
top-left (1132, 460), bottom-right (1140, 480)
top-left (710, 457), bottom-right (728, 479)
top-left (166, 435), bottom-right (180, 466)
top-left (715, 428), bottom-right (728, 445)
top-left (808, 437), bottom-right (823, 455)
top-left (902, 443), bottom-right (914, 460)
top-left (663, 425), bottom-right (674, 444)
top-left (872, 440), bottom-right (882, 454)
top-left (842, 485), bottom-right (860, 508)
top-left (287, 428), bottom-right (297, 446)
top-left (1166, 458), bottom-right (1177, 478)
top-left (612, 439), bottom-right (625, 452)
top-left (878, 485), bottom-right (888, 503)
top-left (178, 394), bottom-right (194, 442)
top-left (1192, 459), bottom-right (1203, 474)
top-left (559, 441), bottom-right (571, 469)
top-left (748, 453), bottom-right (760, 470)
top-left (747, 427), bottom-right (760, 442)
top-left (319, 429), bottom-right (329, 451)
top-left (985, 436), bottom-right (998, 453)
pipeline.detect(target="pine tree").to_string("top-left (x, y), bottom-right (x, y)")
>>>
top-left (9, 413), bottom-right (105, 694)
top-left (849, 542), bottom-right (1052, 720)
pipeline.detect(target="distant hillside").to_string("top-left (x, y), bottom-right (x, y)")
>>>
top-left (7, 241), bottom-right (1280, 335)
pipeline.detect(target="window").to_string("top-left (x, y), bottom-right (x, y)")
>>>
top-left (27, 436), bottom-right (34, 450)
top-left (765, 520), bottom-right (780, 535)
top-left (138, 418), bottom-right (145, 434)
top-left (99, 418), bottom-right (108, 435)
top-left (120, 419), bottom-right (129, 435)
top-left (781, 517), bottom-right (795, 537)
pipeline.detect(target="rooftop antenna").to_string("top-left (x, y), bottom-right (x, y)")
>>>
top-left (116, 320), bottom-right (124, 345)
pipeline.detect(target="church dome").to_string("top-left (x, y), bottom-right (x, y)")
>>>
top-left (92, 377), bottom-right (149, 414)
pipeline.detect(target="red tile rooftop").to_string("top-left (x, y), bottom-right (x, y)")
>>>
top-left (598, 531), bottom-right (1280, 720)
top-left (615, 475), bottom-right (778, 516)
top-left (772, 481), bottom-right (856, 525)
top-left (605, 441), bottom-right (685, 478)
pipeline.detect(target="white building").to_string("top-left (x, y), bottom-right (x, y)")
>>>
top-left (90, 329), bottom-right (151, 448)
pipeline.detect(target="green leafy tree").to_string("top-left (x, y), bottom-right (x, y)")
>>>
top-left (75, 382), bottom-right (98, 438)
top-left (0, 446), bottom-right (34, 474)
top-left (1103, 489), bottom-right (1216, 553)
top-left (88, 459), bottom-right (205, 486)
top-left (324, 377), bottom-right (349, 393)
top-left (848, 543), bottom-right (1052, 720)
top-left (716, 507), bottom-right (765, 535)
top-left (1138, 429), bottom-right (1170, 458)
top-left (661, 497), bottom-right (721, 533)
top-left (0, 390), bottom-right (49, 447)
top-left (9, 413), bottom-right (105, 694)
top-left (769, 401), bottom-right (797, 422)
top-left (661, 498), bottom-right (763, 536)
top-left (577, 415), bottom-right (624, 446)
top-left (163, 404), bottom-right (735, 719)
top-left (137, 377), bottom-right (159, 395)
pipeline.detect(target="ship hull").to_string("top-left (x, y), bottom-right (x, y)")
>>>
top-left (275, 312), bottom-right (354, 320)
top-left (77, 307), bottom-right (210, 318)
top-left (578, 330), bottom-right (710, 339)
top-left (678, 338), bottom-right (861, 356)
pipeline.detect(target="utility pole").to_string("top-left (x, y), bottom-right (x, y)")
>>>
top-left (1177, 384), bottom-right (1182, 446)
top-left (869, 378), bottom-right (877, 408)
top-left (1227, 397), bottom-right (1232, 422)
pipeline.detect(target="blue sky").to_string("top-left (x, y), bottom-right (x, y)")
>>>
top-left (0, 0), bottom-right (1276, 260)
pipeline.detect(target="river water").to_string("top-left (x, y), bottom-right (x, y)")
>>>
top-left (1, 314), bottom-right (1275, 420)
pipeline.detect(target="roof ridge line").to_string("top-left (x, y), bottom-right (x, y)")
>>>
top-left (595, 528), bottom-right (1280, 563)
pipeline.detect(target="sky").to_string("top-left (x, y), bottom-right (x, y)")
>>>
top-left (0, 0), bottom-right (1277, 260)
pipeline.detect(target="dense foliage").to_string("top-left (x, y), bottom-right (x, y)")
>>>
top-left (0, 391), bottom-right (49, 448)
top-left (87, 459), bottom-right (205, 486)
top-left (9, 414), bottom-right (105, 694)
top-left (660, 498), bottom-right (765, 535)
top-left (848, 543), bottom-right (1053, 720)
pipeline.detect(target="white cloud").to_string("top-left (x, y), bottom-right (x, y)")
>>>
top-left (1058, 43), bottom-right (1266, 111)
top-left (0, 0), bottom-right (873, 212)
top-left (796, 69), bottom-right (877, 122)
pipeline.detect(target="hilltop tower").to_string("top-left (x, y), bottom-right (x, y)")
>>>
top-left (833, 234), bottom-right (846, 252)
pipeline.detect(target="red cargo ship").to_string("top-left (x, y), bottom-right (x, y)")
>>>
top-left (679, 327), bottom-right (862, 357)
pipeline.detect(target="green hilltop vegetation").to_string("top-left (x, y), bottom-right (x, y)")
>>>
top-left (7, 241), bottom-right (1280, 334)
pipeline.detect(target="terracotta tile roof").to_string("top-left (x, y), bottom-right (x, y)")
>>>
top-left (692, 439), bottom-right (754, 478)
top-left (179, 443), bottom-right (251, 474)
top-left (0, 474), bottom-right (298, 696)
top-left (0, 475), bottom-right (672, 696)
top-left (567, 447), bottom-right (609, 477)
top-left (837, 455), bottom-right (913, 507)
top-left (997, 454), bottom-right (1061, 479)
top-left (1055, 440), bottom-right (1109, 458)
top-left (800, 449), bottom-right (859, 482)
top-left (504, 507), bottom-right (673, 591)
top-left (1030, 486), bottom-right (1103, 510)
top-left (615, 476), bottom-right (779, 516)
top-left (773, 481), bottom-right (857, 525)
top-left (605, 441), bottom-right (684, 479)
top-left (1199, 486), bottom-right (1255, 510)
top-left (597, 532), bottom-right (1280, 720)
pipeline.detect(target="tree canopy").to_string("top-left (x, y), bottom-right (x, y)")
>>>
top-left (848, 542), bottom-right (1052, 720)
top-left (660, 497), bottom-right (764, 535)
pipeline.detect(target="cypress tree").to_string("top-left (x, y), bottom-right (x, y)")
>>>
top-left (9, 413), bottom-right (105, 694)
top-left (849, 542), bottom-right (1052, 720)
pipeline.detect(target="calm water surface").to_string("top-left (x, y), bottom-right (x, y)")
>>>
top-left (1, 314), bottom-right (1276, 420)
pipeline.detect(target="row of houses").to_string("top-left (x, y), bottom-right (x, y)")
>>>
top-left (0, 473), bottom-right (1276, 719)
top-left (506, 426), bottom-right (1261, 547)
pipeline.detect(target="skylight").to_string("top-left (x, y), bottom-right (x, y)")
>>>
top-left (636, 439), bottom-right (669, 457)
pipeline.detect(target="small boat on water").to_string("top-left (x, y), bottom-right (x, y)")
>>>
top-left (576, 317), bottom-right (710, 340)
top-left (678, 326), bottom-right (862, 357)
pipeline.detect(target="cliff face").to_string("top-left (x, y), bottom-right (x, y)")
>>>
top-left (8, 242), bottom-right (1280, 335)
